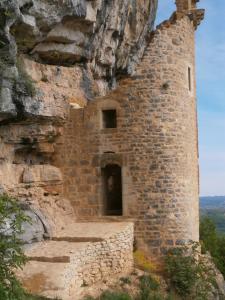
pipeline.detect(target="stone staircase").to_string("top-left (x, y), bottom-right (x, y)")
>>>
top-left (17, 222), bottom-right (134, 300)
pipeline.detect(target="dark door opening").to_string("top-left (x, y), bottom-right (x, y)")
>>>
top-left (102, 164), bottom-right (122, 216)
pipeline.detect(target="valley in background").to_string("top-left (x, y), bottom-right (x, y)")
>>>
top-left (200, 196), bottom-right (225, 234)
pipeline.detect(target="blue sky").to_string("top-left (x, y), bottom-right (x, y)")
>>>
top-left (156, 1), bottom-right (225, 196)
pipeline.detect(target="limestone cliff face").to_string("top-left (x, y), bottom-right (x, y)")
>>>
top-left (0, 0), bottom-right (157, 122)
top-left (0, 0), bottom-right (158, 241)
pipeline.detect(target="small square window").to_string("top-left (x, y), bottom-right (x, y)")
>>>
top-left (102, 110), bottom-right (117, 128)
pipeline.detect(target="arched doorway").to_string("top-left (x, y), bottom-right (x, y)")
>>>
top-left (102, 164), bottom-right (122, 216)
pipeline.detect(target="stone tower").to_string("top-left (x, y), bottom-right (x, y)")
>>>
top-left (57, 0), bottom-right (204, 258)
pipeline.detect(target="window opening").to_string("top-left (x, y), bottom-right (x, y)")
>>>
top-left (188, 67), bottom-right (192, 91)
top-left (102, 110), bottom-right (117, 128)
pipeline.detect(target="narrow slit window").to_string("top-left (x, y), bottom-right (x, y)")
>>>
top-left (188, 67), bottom-right (192, 91)
top-left (102, 110), bottom-right (117, 128)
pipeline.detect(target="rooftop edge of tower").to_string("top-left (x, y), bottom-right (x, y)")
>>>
top-left (175, 0), bottom-right (204, 29)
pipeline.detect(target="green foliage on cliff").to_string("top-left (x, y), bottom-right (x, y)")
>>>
top-left (165, 244), bottom-right (217, 299)
top-left (201, 209), bottom-right (225, 234)
top-left (200, 216), bottom-right (225, 277)
top-left (0, 194), bottom-right (52, 300)
top-left (200, 196), bottom-right (225, 234)
top-left (0, 194), bottom-right (29, 299)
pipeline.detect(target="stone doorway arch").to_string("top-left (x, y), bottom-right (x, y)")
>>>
top-left (101, 164), bottom-right (122, 216)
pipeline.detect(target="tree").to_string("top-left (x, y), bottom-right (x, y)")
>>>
top-left (0, 193), bottom-right (29, 299)
top-left (200, 216), bottom-right (225, 278)
top-left (216, 236), bottom-right (225, 277)
top-left (200, 216), bottom-right (218, 256)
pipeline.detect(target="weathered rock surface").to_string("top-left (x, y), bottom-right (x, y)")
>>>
top-left (19, 205), bottom-right (51, 244)
top-left (0, 189), bottom-right (51, 244)
top-left (0, 0), bottom-right (158, 250)
top-left (0, 0), bottom-right (158, 122)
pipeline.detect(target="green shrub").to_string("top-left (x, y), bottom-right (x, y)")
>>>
top-left (0, 194), bottom-right (31, 299)
top-left (165, 244), bottom-right (216, 300)
top-left (200, 217), bottom-right (218, 256)
top-left (84, 291), bottom-right (132, 300)
top-left (216, 236), bottom-right (225, 276)
top-left (137, 292), bottom-right (164, 300)
top-left (120, 277), bottom-right (131, 285)
top-left (136, 274), bottom-right (163, 300)
top-left (99, 291), bottom-right (132, 300)
top-left (139, 275), bottom-right (159, 291)
top-left (165, 248), bottom-right (196, 296)
top-left (200, 216), bottom-right (225, 277)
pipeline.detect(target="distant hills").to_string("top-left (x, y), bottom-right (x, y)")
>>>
top-left (200, 196), bottom-right (225, 234)
top-left (200, 196), bottom-right (225, 209)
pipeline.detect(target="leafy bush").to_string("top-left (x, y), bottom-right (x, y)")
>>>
top-left (0, 194), bottom-right (30, 299)
top-left (200, 216), bottom-right (225, 277)
top-left (200, 216), bottom-right (218, 255)
top-left (120, 277), bottom-right (131, 285)
top-left (201, 207), bottom-right (225, 234)
top-left (137, 275), bottom-right (163, 300)
top-left (165, 244), bottom-right (216, 299)
top-left (101, 291), bottom-right (132, 300)
top-left (216, 236), bottom-right (225, 276)
top-left (140, 275), bottom-right (159, 291)
top-left (84, 291), bottom-right (132, 300)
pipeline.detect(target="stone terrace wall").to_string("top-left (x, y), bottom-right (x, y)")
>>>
top-left (55, 14), bottom-right (199, 257)
top-left (18, 222), bottom-right (134, 300)
top-left (73, 223), bottom-right (134, 295)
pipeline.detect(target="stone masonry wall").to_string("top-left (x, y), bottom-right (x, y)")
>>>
top-left (18, 222), bottom-right (134, 300)
top-left (72, 223), bottom-right (134, 298)
top-left (55, 12), bottom-right (200, 257)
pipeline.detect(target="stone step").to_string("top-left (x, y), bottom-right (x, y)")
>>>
top-left (18, 261), bottom-right (75, 299)
top-left (17, 222), bottom-right (134, 300)
top-left (52, 236), bottom-right (104, 243)
top-left (77, 216), bottom-right (136, 223)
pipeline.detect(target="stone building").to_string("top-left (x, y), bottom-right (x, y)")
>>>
top-left (55, 0), bottom-right (204, 257)
top-left (0, 0), bottom-right (205, 298)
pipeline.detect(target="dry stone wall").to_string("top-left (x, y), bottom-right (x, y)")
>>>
top-left (18, 222), bottom-right (134, 300)
top-left (71, 223), bottom-right (134, 295)
top-left (56, 12), bottom-right (201, 257)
